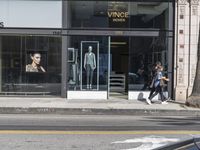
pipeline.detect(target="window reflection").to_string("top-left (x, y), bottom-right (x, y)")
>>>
top-left (69, 1), bottom-right (173, 29)
top-left (129, 36), bottom-right (169, 91)
top-left (1, 36), bottom-right (61, 95)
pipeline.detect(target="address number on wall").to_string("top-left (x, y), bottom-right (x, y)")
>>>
top-left (52, 31), bottom-right (61, 35)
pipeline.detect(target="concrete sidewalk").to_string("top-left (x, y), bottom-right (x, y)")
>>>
top-left (0, 97), bottom-right (199, 116)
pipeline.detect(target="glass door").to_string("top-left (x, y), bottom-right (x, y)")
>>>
top-left (108, 36), bottom-right (129, 100)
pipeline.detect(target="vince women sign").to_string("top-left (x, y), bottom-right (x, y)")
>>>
top-left (107, 11), bottom-right (129, 22)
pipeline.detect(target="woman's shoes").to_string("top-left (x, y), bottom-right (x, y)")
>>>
top-left (146, 99), bottom-right (152, 105)
top-left (161, 101), bottom-right (168, 104)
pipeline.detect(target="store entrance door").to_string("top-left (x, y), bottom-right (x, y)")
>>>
top-left (108, 37), bottom-right (129, 100)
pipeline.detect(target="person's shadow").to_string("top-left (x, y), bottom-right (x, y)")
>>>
top-left (137, 92), bottom-right (146, 102)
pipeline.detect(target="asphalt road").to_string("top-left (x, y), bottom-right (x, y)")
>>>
top-left (0, 114), bottom-right (199, 131)
top-left (0, 115), bottom-right (199, 150)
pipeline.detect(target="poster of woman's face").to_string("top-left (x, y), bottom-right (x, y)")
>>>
top-left (26, 51), bottom-right (47, 73)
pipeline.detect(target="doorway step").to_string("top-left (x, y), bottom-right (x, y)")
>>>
top-left (109, 92), bottom-right (128, 100)
top-left (110, 73), bottom-right (125, 93)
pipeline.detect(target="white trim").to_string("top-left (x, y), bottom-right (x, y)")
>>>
top-left (67, 91), bottom-right (107, 99)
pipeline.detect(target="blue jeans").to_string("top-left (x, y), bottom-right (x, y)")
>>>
top-left (149, 85), bottom-right (166, 102)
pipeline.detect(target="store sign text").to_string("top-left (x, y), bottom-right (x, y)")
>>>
top-left (107, 11), bottom-right (128, 22)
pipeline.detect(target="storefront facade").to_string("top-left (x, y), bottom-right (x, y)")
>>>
top-left (0, 0), bottom-right (62, 96)
top-left (63, 0), bottom-right (174, 100)
top-left (0, 0), bottom-right (197, 101)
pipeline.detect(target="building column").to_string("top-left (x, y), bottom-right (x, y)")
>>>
top-left (187, 0), bottom-right (199, 96)
top-left (61, 36), bottom-right (67, 98)
top-left (0, 36), bottom-right (2, 92)
top-left (61, 1), bottom-right (68, 98)
top-left (174, 0), bottom-right (200, 101)
top-left (175, 0), bottom-right (190, 101)
top-left (61, 1), bottom-right (71, 98)
top-left (167, 3), bottom-right (174, 98)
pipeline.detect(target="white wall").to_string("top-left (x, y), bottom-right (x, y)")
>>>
top-left (0, 0), bottom-right (62, 28)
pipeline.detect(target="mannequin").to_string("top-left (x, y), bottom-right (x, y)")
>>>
top-left (84, 46), bottom-right (96, 89)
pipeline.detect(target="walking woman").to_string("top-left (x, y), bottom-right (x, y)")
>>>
top-left (146, 65), bottom-right (169, 104)
top-left (148, 61), bottom-right (161, 99)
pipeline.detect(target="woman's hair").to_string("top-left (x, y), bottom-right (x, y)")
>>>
top-left (155, 61), bottom-right (161, 66)
top-left (30, 52), bottom-right (41, 57)
top-left (157, 65), bottom-right (164, 70)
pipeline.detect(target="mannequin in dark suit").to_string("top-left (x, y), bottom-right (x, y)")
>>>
top-left (84, 46), bottom-right (96, 89)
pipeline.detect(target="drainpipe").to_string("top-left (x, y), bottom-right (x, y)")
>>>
top-left (171, 0), bottom-right (177, 99)
top-left (175, 0), bottom-right (179, 88)
top-left (187, 0), bottom-right (191, 98)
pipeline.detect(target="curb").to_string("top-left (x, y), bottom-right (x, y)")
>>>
top-left (0, 107), bottom-right (200, 116)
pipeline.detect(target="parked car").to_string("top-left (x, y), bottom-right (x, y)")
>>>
top-left (155, 137), bottom-right (200, 150)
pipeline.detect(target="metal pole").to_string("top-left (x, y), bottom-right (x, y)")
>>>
top-left (107, 36), bottom-right (111, 99)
